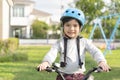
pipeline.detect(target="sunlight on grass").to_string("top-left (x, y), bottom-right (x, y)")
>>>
top-left (0, 45), bottom-right (120, 80)
top-left (0, 73), bottom-right (14, 80)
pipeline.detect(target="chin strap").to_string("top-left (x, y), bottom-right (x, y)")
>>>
top-left (62, 36), bottom-right (83, 68)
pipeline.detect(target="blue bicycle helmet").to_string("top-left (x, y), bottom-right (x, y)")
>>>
top-left (60, 8), bottom-right (85, 26)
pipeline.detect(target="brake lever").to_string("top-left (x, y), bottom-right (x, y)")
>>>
top-left (95, 67), bottom-right (111, 73)
top-left (46, 67), bottom-right (55, 72)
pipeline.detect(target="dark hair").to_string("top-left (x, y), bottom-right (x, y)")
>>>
top-left (61, 17), bottom-right (82, 27)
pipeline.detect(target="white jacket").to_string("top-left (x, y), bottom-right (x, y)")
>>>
top-left (43, 38), bottom-right (106, 74)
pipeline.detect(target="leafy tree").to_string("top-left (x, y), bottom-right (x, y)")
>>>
top-left (76, 0), bottom-right (120, 39)
top-left (31, 20), bottom-right (49, 39)
top-left (99, 0), bottom-right (120, 39)
top-left (76, 0), bottom-right (105, 24)
top-left (48, 24), bottom-right (61, 39)
top-left (104, 0), bottom-right (120, 38)
top-left (105, 0), bottom-right (120, 14)
top-left (76, 0), bottom-right (105, 38)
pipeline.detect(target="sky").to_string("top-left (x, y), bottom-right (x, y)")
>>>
top-left (31, 0), bottom-right (74, 22)
top-left (31, 0), bottom-right (111, 22)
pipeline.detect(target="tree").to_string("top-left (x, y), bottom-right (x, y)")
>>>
top-left (105, 0), bottom-right (120, 14)
top-left (76, 0), bottom-right (105, 24)
top-left (101, 0), bottom-right (120, 38)
top-left (31, 20), bottom-right (49, 39)
top-left (50, 25), bottom-right (60, 39)
top-left (75, 0), bottom-right (105, 38)
top-left (76, 0), bottom-right (120, 39)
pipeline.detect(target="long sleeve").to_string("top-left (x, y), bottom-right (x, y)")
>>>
top-left (42, 38), bottom-right (107, 74)
top-left (42, 41), bottom-right (60, 65)
top-left (85, 39), bottom-right (107, 63)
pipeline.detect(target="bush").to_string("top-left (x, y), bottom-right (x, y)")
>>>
top-left (0, 39), bottom-right (3, 49)
top-left (31, 20), bottom-right (49, 39)
top-left (0, 38), bottom-right (26, 62)
top-left (12, 52), bottom-right (28, 62)
top-left (5, 38), bottom-right (19, 52)
top-left (0, 39), bottom-right (4, 54)
top-left (0, 38), bottom-right (19, 55)
top-left (0, 54), bottom-right (13, 62)
top-left (0, 52), bottom-right (28, 62)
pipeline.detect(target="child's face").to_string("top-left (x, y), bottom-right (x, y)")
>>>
top-left (63, 19), bottom-right (80, 38)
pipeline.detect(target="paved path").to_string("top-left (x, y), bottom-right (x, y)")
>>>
top-left (19, 39), bottom-right (120, 48)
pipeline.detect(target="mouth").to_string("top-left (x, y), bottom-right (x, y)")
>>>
top-left (68, 32), bottom-right (75, 34)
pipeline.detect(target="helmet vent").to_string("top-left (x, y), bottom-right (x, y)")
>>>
top-left (72, 11), bottom-right (74, 13)
top-left (66, 10), bottom-right (69, 13)
top-left (78, 13), bottom-right (81, 16)
top-left (60, 8), bottom-right (85, 26)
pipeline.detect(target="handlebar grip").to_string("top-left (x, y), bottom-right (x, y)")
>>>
top-left (36, 67), bottom-right (40, 71)
top-left (96, 67), bottom-right (103, 72)
top-left (36, 66), bottom-right (52, 72)
top-left (45, 67), bottom-right (53, 72)
top-left (109, 68), bottom-right (111, 71)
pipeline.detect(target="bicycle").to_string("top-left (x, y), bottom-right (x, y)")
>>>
top-left (37, 63), bottom-right (111, 80)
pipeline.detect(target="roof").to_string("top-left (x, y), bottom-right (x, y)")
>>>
top-left (31, 9), bottom-right (52, 17)
top-left (13, 0), bottom-right (35, 5)
top-left (7, 0), bottom-right (14, 6)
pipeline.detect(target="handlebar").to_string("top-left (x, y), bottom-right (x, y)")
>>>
top-left (83, 67), bottom-right (102, 80)
top-left (45, 67), bottom-right (55, 72)
top-left (83, 67), bottom-right (111, 80)
top-left (36, 63), bottom-right (111, 80)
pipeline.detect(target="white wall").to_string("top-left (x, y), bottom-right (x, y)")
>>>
top-left (25, 5), bottom-right (34, 38)
top-left (24, 4), bottom-right (34, 17)
top-left (2, 0), bottom-right (10, 39)
top-left (11, 17), bottom-right (28, 26)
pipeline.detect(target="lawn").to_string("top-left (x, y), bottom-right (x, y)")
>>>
top-left (0, 45), bottom-right (120, 80)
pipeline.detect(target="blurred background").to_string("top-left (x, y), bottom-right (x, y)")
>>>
top-left (0, 0), bottom-right (120, 80)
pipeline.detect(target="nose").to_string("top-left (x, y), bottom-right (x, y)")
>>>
top-left (69, 26), bottom-right (74, 30)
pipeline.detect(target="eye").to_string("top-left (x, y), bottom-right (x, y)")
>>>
top-left (74, 24), bottom-right (78, 27)
top-left (66, 24), bottom-right (70, 27)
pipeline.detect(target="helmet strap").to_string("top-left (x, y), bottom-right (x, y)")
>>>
top-left (60, 36), bottom-right (83, 68)
top-left (76, 36), bottom-right (83, 68)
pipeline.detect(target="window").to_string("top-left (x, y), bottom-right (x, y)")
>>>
top-left (13, 4), bottom-right (24, 17)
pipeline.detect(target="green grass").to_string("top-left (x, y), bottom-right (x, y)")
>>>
top-left (0, 45), bottom-right (120, 80)
top-left (85, 49), bottom-right (120, 80)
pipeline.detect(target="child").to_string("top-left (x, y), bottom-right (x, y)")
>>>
top-left (37, 8), bottom-right (110, 80)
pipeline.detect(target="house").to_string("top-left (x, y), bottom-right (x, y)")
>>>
top-left (11, 0), bottom-right (52, 39)
top-left (11, 0), bottom-right (35, 39)
top-left (0, 0), bottom-right (13, 39)
top-left (0, 0), bottom-right (52, 39)
top-left (31, 9), bottom-right (51, 25)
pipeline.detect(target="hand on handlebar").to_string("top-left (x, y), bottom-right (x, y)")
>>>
top-left (37, 62), bottom-right (50, 71)
top-left (98, 61), bottom-right (111, 72)
top-left (96, 66), bottom-right (111, 73)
